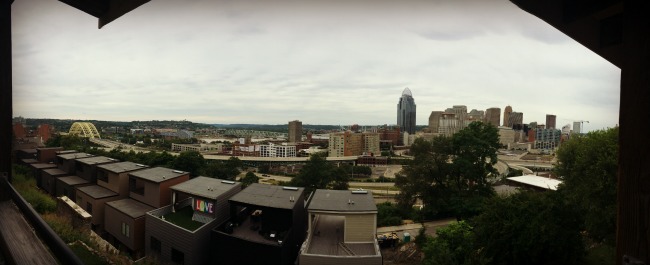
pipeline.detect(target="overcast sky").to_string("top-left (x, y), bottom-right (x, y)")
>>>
top-left (12, 0), bottom-right (620, 131)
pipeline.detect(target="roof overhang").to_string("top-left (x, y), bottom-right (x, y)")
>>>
top-left (510, 0), bottom-right (623, 68)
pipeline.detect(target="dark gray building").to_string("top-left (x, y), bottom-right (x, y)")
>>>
top-left (397, 87), bottom-right (416, 134)
top-left (146, 177), bottom-right (242, 265)
top-left (40, 168), bottom-right (69, 195)
top-left (55, 152), bottom-right (93, 174)
top-left (75, 156), bottom-right (119, 183)
top-left (211, 183), bottom-right (307, 265)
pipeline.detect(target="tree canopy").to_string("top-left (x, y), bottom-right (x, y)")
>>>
top-left (173, 151), bottom-right (206, 177)
top-left (290, 153), bottom-right (349, 194)
top-left (395, 121), bottom-right (500, 219)
top-left (472, 192), bottom-right (585, 265)
top-left (555, 127), bottom-right (618, 244)
top-left (205, 157), bottom-right (243, 180)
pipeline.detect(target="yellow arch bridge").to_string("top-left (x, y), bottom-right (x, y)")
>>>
top-left (68, 122), bottom-right (101, 139)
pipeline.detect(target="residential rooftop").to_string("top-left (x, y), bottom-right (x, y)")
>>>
top-left (56, 150), bottom-right (78, 155)
top-left (77, 185), bottom-right (118, 199)
top-left (98, 161), bottom-right (148, 174)
top-left (30, 163), bottom-right (57, 170)
top-left (308, 189), bottom-right (377, 212)
top-left (76, 156), bottom-right (118, 166)
top-left (57, 153), bottom-right (93, 160)
top-left (507, 175), bottom-right (563, 191)
top-left (58, 176), bottom-right (89, 186)
top-left (128, 167), bottom-right (188, 183)
top-left (229, 183), bottom-right (303, 210)
top-left (171, 176), bottom-right (241, 200)
top-left (107, 199), bottom-right (155, 219)
top-left (42, 168), bottom-right (68, 176)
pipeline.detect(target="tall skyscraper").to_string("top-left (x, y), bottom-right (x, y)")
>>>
top-left (508, 112), bottom-right (524, 127)
top-left (397, 88), bottom-right (416, 134)
top-left (288, 120), bottom-right (302, 143)
top-left (428, 111), bottom-right (443, 133)
top-left (546, 114), bottom-right (557, 129)
top-left (573, 121), bottom-right (582, 134)
top-left (503, 105), bottom-right (512, 126)
top-left (485, 107), bottom-right (501, 127)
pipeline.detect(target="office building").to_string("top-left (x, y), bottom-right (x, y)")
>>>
top-left (397, 88), bottom-right (416, 134)
top-left (535, 129), bottom-right (562, 150)
top-left (508, 112), bottom-right (524, 128)
top-left (428, 111), bottom-right (443, 133)
top-left (288, 120), bottom-right (303, 143)
top-left (328, 132), bottom-right (380, 157)
top-left (573, 121), bottom-right (582, 134)
top-left (485, 107), bottom-right (501, 127)
top-left (546, 114), bottom-right (557, 129)
top-left (503, 105), bottom-right (512, 126)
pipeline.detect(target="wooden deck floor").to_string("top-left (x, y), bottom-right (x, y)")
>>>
top-left (0, 200), bottom-right (58, 265)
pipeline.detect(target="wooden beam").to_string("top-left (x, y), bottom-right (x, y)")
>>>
top-left (0, 0), bottom-right (11, 182)
top-left (616, 2), bottom-right (650, 264)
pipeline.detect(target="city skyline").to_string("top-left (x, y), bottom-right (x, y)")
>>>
top-left (12, 0), bottom-right (619, 132)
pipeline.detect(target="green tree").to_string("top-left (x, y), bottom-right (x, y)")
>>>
top-left (555, 127), bottom-right (618, 244)
top-left (472, 192), bottom-right (584, 265)
top-left (290, 153), bottom-right (349, 194)
top-left (395, 121), bottom-right (499, 219)
top-left (240, 172), bottom-right (259, 187)
top-left (173, 151), bottom-right (206, 178)
top-left (205, 157), bottom-right (242, 180)
top-left (422, 221), bottom-right (488, 265)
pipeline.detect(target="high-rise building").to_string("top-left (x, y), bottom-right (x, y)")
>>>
top-left (428, 111), bottom-right (443, 133)
top-left (503, 105), bottom-right (512, 126)
top-left (573, 121), bottom-right (582, 134)
top-left (328, 131), bottom-right (380, 157)
top-left (468, 109), bottom-right (484, 122)
top-left (546, 114), bottom-right (557, 129)
top-left (508, 112), bottom-right (524, 127)
top-left (288, 120), bottom-right (302, 143)
top-left (484, 107), bottom-right (501, 127)
top-left (397, 88), bottom-right (416, 134)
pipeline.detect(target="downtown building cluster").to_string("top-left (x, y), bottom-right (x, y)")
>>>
top-left (394, 88), bottom-right (585, 152)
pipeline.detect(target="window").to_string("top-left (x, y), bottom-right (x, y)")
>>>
top-left (171, 248), bottom-right (184, 264)
top-left (150, 237), bottom-right (161, 254)
top-left (122, 222), bottom-right (130, 238)
top-left (86, 202), bottom-right (92, 215)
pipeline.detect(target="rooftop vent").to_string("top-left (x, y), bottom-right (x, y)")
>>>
top-left (172, 170), bottom-right (184, 174)
top-left (108, 158), bottom-right (118, 161)
top-left (283, 186), bottom-right (299, 191)
top-left (351, 190), bottom-right (368, 194)
top-left (221, 180), bottom-right (235, 184)
top-left (135, 164), bottom-right (147, 167)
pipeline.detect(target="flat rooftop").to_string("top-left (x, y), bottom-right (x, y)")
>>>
top-left (30, 163), bottom-right (57, 170)
top-left (128, 167), bottom-right (188, 183)
top-left (57, 176), bottom-right (89, 186)
top-left (308, 190), bottom-right (377, 212)
top-left (77, 185), bottom-right (118, 199)
top-left (76, 156), bottom-right (118, 166)
top-left (107, 199), bottom-right (154, 219)
top-left (171, 176), bottom-right (241, 200)
top-left (42, 168), bottom-right (68, 176)
top-left (56, 150), bottom-right (78, 155)
top-left (229, 183), bottom-right (303, 210)
top-left (98, 161), bottom-right (148, 174)
top-left (507, 175), bottom-right (563, 191)
top-left (57, 153), bottom-right (93, 160)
